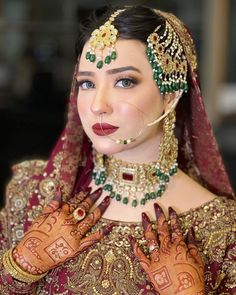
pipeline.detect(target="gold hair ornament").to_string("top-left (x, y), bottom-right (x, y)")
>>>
top-left (157, 10), bottom-right (198, 72)
top-left (86, 9), bottom-right (125, 69)
top-left (146, 20), bottom-right (188, 95)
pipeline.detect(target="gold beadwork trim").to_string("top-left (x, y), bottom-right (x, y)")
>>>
top-left (157, 10), bottom-right (198, 71)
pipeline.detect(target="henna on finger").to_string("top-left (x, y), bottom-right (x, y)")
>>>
top-left (187, 228), bottom-right (204, 268)
top-left (129, 236), bottom-right (150, 273)
top-left (77, 223), bottom-right (114, 252)
top-left (69, 187), bottom-right (92, 205)
top-left (42, 188), bottom-right (62, 214)
top-left (76, 196), bottom-right (110, 238)
top-left (62, 188), bottom-right (104, 224)
top-left (154, 203), bottom-right (171, 255)
top-left (168, 207), bottom-right (184, 244)
top-left (77, 187), bottom-right (103, 212)
top-left (142, 213), bottom-right (160, 262)
top-left (132, 204), bottom-right (205, 295)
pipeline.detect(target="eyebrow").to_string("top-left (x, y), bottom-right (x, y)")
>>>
top-left (77, 66), bottom-right (141, 76)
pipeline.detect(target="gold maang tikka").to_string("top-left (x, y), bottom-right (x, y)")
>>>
top-left (85, 9), bottom-right (125, 69)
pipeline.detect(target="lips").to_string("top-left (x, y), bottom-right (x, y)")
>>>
top-left (92, 123), bottom-right (119, 136)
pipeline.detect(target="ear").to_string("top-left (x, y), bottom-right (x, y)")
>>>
top-left (163, 91), bottom-right (182, 112)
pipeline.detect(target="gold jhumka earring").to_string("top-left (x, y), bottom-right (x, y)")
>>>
top-left (90, 10), bottom-right (184, 207)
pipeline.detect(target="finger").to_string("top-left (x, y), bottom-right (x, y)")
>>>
top-left (76, 196), bottom-right (110, 238)
top-left (154, 203), bottom-right (171, 253)
top-left (129, 236), bottom-right (150, 273)
top-left (77, 223), bottom-right (114, 252)
top-left (74, 187), bottom-right (92, 203)
top-left (61, 187), bottom-right (94, 215)
top-left (62, 187), bottom-right (92, 209)
top-left (142, 213), bottom-right (160, 261)
top-left (168, 207), bottom-right (184, 244)
top-left (42, 187), bottom-right (62, 214)
top-left (187, 228), bottom-right (204, 267)
top-left (77, 187), bottom-right (103, 213)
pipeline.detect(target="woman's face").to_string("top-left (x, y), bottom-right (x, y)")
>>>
top-left (77, 39), bottom-right (166, 156)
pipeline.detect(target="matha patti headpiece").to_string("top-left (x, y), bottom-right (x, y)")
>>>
top-left (85, 9), bottom-right (125, 69)
top-left (146, 21), bottom-right (188, 95)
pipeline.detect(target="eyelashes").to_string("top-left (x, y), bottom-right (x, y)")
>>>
top-left (77, 76), bottom-right (139, 90)
top-left (77, 80), bottom-right (95, 90)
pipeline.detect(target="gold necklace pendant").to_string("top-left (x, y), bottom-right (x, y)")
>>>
top-left (92, 155), bottom-right (178, 207)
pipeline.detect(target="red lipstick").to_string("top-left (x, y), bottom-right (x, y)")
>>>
top-left (92, 123), bottom-right (119, 136)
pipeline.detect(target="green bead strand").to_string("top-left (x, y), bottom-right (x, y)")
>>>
top-left (116, 194), bottom-right (121, 201)
top-left (105, 55), bottom-right (111, 64)
top-left (123, 197), bottom-right (128, 205)
top-left (132, 199), bottom-right (138, 207)
top-left (111, 51), bottom-right (117, 60)
top-left (96, 60), bottom-right (103, 69)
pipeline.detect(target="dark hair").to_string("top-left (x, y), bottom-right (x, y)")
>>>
top-left (75, 6), bottom-right (165, 57)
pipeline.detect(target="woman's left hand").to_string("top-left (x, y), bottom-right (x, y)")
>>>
top-left (130, 203), bottom-right (205, 295)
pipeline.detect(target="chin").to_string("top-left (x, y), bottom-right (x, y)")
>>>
top-left (89, 135), bottom-right (125, 155)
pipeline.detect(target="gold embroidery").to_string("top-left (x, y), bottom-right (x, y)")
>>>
top-left (3, 160), bottom-right (236, 293)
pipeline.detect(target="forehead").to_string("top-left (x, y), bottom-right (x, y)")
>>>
top-left (79, 39), bottom-right (149, 71)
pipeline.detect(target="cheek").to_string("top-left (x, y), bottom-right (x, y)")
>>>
top-left (127, 92), bottom-right (163, 124)
top-left (77, 95), bottom-right (89, 120)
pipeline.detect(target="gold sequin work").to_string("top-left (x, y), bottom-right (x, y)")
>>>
top-left (0, 160), bottom-right (236, 294)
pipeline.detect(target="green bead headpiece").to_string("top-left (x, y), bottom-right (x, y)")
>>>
top-left (85, 9), bottom-right (125, 69)
top-left (146, 21), bottom-right (188, 95)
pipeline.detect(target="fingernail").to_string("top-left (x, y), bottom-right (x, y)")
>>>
top-left (154, 203), bottom-right (164, 219)
top-left (102, 223), bottom-right (114, 236)
top-left (168, 207), bottom-right (177, 218)
top-left (187, 227), bottom-right (195, 244)
top-left (90, 188), bottom-right (103, 202)
top-left (99, 196), bottom-right (110, 214)
top-left (142, 212), bottom-right (150, 230)
top-left (93, 187), bottom-right (103, 195)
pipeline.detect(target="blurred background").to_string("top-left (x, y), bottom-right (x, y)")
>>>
top-left (0, 0), bottom-right (235, 206)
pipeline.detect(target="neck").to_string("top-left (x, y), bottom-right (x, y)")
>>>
top-left (92, 128), bottom-right (178, 208)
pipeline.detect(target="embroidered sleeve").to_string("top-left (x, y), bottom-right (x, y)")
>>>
top-left (204, 232), bottom-right (236, 294)
top-left (0, 212), bottom-right (38, 294)
top-left (0, 160), bottom-right (46, 294)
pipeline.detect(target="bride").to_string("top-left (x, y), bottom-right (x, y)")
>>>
top-left (0, 6), bottom-right (235, 295)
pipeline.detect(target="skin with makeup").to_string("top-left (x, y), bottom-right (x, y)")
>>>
top-left (77, 39), bottom-right (215, 221)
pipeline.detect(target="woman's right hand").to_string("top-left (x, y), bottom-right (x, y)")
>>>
top-left (12, 188), bottom-right (111, 275)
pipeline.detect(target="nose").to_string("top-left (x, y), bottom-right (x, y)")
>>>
top-left (90, 86), bottom-right (113, 116)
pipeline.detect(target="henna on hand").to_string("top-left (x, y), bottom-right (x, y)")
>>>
top-left (13, 188), bottom-right (111, 275)
top-left (131, 204), bottom-right (205, 295)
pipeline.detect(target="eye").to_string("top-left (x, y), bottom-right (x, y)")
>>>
top-left (78, 80), bottom-right (95, 90)
top-left (115, 78), bottom-right (136, 88)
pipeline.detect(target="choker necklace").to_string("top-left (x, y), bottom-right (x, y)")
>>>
top-left (92, 155), bottom-right (177, 207)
